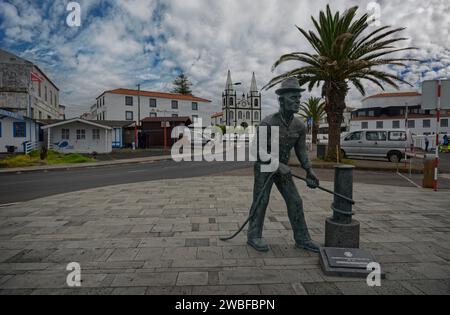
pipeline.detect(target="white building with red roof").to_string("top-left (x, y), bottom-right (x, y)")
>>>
top-left (92, 88), bottom-right (214, 126)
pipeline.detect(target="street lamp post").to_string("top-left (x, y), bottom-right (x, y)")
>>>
top-left (135, 84), bottom-right (141, 149)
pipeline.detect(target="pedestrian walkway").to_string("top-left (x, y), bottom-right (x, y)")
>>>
top-left (0, 177), bottom-right (449, 295)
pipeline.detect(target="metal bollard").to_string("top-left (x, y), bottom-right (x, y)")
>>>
top-left (331, 165), bottom-right (354, 224)
top-left (325, 165), bottom-right (360, 249)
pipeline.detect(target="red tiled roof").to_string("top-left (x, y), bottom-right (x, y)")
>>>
top-left (352, 114), bottom-right (450, 121)
top-left (211, 112), bottom-right (223, 118)
top-left (103, 88), bottom-right (211, 103)
top-left (364, 92), bottom-right (421, 100)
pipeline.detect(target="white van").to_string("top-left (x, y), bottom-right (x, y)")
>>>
top-left (341, 130), bottom-right (407, 163)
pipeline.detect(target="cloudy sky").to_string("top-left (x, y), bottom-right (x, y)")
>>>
top-left (1, 0), bottom-right (449, 118)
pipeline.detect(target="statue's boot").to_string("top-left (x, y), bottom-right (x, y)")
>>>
top-left (295, 239), bottom-right (320, 253)
top-left (247, 238), bottom-right (269, 252)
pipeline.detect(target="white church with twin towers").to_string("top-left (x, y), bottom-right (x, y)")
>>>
top-left (221, 70), bottom-right (262, 128)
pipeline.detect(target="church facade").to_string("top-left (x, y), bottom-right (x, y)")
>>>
top-left (222, 70), bottom-right (262, 128)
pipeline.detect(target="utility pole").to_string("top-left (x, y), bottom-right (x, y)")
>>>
top-left (434, 81), bottom-right (441, 191)
top-left (136, 84), bottom-right (141, 149)
top-left (404, 102), bottom-right (409, 169)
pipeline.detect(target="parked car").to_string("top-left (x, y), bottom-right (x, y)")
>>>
top-left (341, 130), bottom-right (407, 163)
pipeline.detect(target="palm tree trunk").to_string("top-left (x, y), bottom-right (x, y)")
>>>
top-left (324, 82), bottom-right (347, 162)
top-left (312, 123), bottom-right (319, 145)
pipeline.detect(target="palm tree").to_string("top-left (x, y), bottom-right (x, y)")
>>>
top-left (264, 5), bottom-right (417, 161)
top-left (298, 97), bottom-right (326, 144)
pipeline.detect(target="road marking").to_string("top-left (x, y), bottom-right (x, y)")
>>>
top-left (396, 172), bottom-right (422, 189)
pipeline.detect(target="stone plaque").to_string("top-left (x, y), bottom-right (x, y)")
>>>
top-left (324, 248), bottom-right (375, 269)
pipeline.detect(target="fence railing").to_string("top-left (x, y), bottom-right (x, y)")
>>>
top-left (24, 141), bottom-right (40, 155)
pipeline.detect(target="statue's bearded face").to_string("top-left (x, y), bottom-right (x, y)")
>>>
top-left (280, 91), bottom-right (301, 113)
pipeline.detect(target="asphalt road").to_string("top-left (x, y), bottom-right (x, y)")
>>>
top-left (2, 159), bottom-right (448, 205)
top-left (0, 160), bottom-right (253, 204)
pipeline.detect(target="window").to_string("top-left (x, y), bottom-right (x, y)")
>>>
top-left (389, 131), bottom-right (406, 141)
top-left (54, 94), bottom-right (57, 107)
top-left (246, 111), bottom-right (250, 120)
top-left (230, 111), bottom-right (234, 120)
top-left (13, 122), bottom-right (26, 138)
top-left (376, 121), bottom-right (383, 129)
top-left (366, 131), bottom-right (387, 141)
top-left (441, 119), bottom-right (449, 128)
top-left (125, 111), bottom-right (134, 121)
top-left (361, 122), bottom-right (368, 129)
top-left (0, 121), bottom-right (2, 138)
top-left (149, 112), bottom-right (157, 118)
top-left (76, 129), bottom-right (86, 140)
top-left (50, 91), bottom-right (53, 105)
top-left (254, 99), bottom-right (259, 107)
top-left (171, 100), bottom-right (178, 109)
top-left (125, 96), bottom-right (133, 106)
top-left (254, 111), bottom-right (259, 120)
top-left (423, 120), bottom-right (431, 128)
top-left (38, 82), bottom-right (42, 97)
top-left (172, 114), bottom-right (178, 118)
top-left (44, 86), bottom-right (47, 102)
top-left (238, 111), bottom-right (242, 119)
top-left (192, 102), bottom-right (198, 111)
top-left (345, 132), bottom-right (362, 141)
top-left (368, 110), bottom-right (375, 117)
top-left (149, 98), bottom-right (157, 108)
top-left (392, 121), bottom-right (400, 129)
top-left (62, 129), bottom-right (70, 140)
top-left (408, 120), bottom-right (415, 128)
top-left (93, 129), bottom-right (100, 140)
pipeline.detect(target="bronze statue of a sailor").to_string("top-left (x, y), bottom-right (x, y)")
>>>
top-left (248, 77), bottom-right (321, 253)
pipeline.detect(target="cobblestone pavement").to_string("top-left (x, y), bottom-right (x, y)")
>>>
top-left (0, 176), bottom-right (449, 295)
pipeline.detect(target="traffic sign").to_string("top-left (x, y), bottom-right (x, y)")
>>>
top-left (422, 79), bottom-right (450, 110)
top-left (421, 80), bottom-right (439, 110)
top-left (441, 80), bottom-right (450, 110)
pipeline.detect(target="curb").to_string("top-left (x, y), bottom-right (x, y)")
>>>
top-left (311, 162), bottom-right (424, 174)
top-left (0, 157), bottom-right (427, 175)
top-left (0, 155), bottom-right (173, 174)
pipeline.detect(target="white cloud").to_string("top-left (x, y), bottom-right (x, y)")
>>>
top-left (1, 0), bottom-right (449, 117)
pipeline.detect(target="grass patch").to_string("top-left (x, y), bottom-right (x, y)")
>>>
top-left (0, 150), bottom-right (94, 168)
